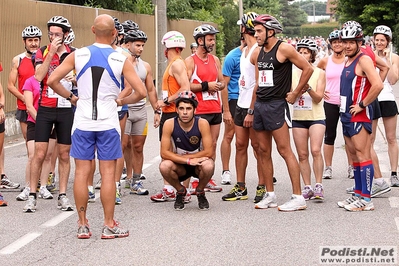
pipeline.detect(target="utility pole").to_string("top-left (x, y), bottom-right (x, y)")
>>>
top-left (239, 0), bottom-right (243, 20)
top-left (152, 0), bottom-right (167, 97)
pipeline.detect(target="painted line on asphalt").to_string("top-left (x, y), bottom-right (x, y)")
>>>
top-left (4, 140), bottom-right (25, 149)
top-left (0, 232), bottom-right (42, 255)
top-left (40, 211), bottom-right (75, 228)
top-left (395, 217), bottom-right (399, 232)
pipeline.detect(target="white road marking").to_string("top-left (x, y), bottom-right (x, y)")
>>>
top-left (4, 140), bottom-right (25, 149)
top-left (40, 211), bottom-right (75, 228)
top-left (0, 232), bottom-right (41, 255)
top-left (395, 217), bottom-right (399, 231)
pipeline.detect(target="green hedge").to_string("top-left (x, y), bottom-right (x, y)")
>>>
top-left (300, 23), bottom-right (339, 38)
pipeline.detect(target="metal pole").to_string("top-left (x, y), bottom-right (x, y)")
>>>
top-left (153, 0), bottom-right (167, 98)
top-left (239, 0), bottom-right (243, 19)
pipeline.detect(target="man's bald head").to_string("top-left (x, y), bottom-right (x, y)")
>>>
top-left (92, 14), bottom-right (116, 39)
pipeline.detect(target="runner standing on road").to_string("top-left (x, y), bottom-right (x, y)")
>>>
top-left (337, 23), bottom-right (383, 212)
top-left (244, 14), bottom-right (313, 211)
top-left (47, 14), bottom-right (146, 239)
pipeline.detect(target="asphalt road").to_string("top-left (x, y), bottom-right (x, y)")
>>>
top-left (1, 83), bottom-right (399, 266)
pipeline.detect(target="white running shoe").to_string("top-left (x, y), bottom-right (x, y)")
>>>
top-left (23, 196), bottom-right (37, 213)
top-left (255, 193), bottom-right (278, 209)
top-left (322, 166), bottom-right (332, 179)
top-left (39, 186), bottom-right (54, 199)
top-left (16, 187), bottom-right (30, 201)
top-left (347, 165), bottom-right (354, 179)
top-left (344, 198), bottom-right (374, 211)
top-left (278, 195), bottom-right (307, 211)
top-left (221, 171), bottom-right (232, 185)
top-left (337, 195), bottom-right (359, 208)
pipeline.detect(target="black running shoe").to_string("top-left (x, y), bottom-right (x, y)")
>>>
top-left (197, 191), bottom-right (209, 210)
top-left (174, 188), bottom-right (186, 210)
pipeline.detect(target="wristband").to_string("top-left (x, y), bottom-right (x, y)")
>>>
top-left (359, 101), bottom-right (366, 109)
top-left (201, 81), bottom-right (209, 92)
top-left (163, 97), bottom-right (170, 105)
top-left (66, 92), bottom-right (73, 101)
top-left (154, 109), bottom-right (161, 114)
top-left (187, 158), bottom-right (191, 165)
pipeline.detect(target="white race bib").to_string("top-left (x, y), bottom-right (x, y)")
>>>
top-left (258, 70), bottom-right (274, 87)
top-left (202, 91), bottom-right (218, 101)
top-left (339, 96), bottom-right (346, 113)
top-left (293, 94), bottom-right (313, 111)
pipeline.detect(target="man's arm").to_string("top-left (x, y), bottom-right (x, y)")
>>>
top-left (221, 75), bottom-right (233, 125)
top-left (359, 56), bottom-right (383, 106)
top-left (119, 59), bottom-right (147, 104)
top-left (47, 52), bottom-right (76, 100)
top-left (243, 48), bottom-right (260, 128)
top-left (143, 61), bottom-right (161, 127)
top-left (282, 43), bottom-right (314, 104)
top-left (35, 37), bottom-right (64, 81)
top-left (7, 56), bottom-right (24, 102)
top-left (0, 66), bottom-right (6, 124)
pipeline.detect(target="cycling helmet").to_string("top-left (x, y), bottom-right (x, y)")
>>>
top-left (296, 39), bottom-right (318, 52)
top-left (373, 25), bottom-right (392, 39)
top-left (162, 31), bottom-right (186, 49)
top-left (64, 29), bottom-right (75, 45)
top-left (342, 21), bottom-right (362, 30)
top-left (176, 91), bottom-right (198, 108)
top-left (328, 30), bottom-right (340, 42)
top-left (122, 20), bottom-right (139, 32)
top-left (113, 17), bottom-right (125, 35)
top-left (47, 16), bottom-right (71, 31)
top-left (253, 14), bottom-right (283, 34)
top-left (237, 12), bottom-right (259, 34)
top-left (193, 24), bottom-right (219, 41)
top-left (340, 24), bottom-right (363, 41)
top-left (190, 43), bottom-right (198, 49)
top-left (125, 30), bottom-right (147, 43)
top-left (22, 25), bottom-right (42, 38)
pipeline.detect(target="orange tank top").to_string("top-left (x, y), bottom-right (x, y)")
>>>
top-left (162, 56), bottom-right (184, 113)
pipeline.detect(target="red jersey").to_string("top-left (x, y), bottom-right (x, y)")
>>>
top-left (190, 54), bottom-right (221, 114)
top-left (35, 44), bottom-right (73, 108)
top-left (17, 53), bottom-right (35, 110)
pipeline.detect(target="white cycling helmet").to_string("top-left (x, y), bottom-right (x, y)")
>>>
top-left (64, 29), bottom-right (75, 45)
top-left (162, 31), bottom-right (186, 49)
top-left (47, 16), bottom-right (71, 31)
top-left (373, 25), bottom-right (392, 39)
top-left (296, 39), bottom-right (318, 52)
top-left (193, 24), bottom-right (219, 41)
top-left (22, 25), bottom-right (42, 38)
top-left (340, 24), bottom-right (363, 41)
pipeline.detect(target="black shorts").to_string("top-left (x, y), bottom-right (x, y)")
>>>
top-left (197, 113), bottom-right (222, 125)
top-left (223, 99), bottom-right (237, 118)
top-left (178, 164), bottom-right (199, 182)
top-left (35, 106), bottom-right (74, 145)
top-left (379, 101), bottom-right (398, 117)
top-left (27, 121), bottom-right (56, 142)
top-left (234, 105), bottom-right (248, 127)
top-left (159, 112), bottom-right (177, 141)
top-left (371, 99), bottom-right (381, 120)
top-left (16, 109), bottom-right (28, 123)
top-left (0, 122), bottom-right (4, 134)
top-left (118, 110), bottom-right (128, 120)
top-left (253, 99), bottom-right (291, 131)
top-left (292, 120), bottom-right (326, 129)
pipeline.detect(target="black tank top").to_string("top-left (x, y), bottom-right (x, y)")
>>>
top-left (256, 40), bottom-right (292, 102)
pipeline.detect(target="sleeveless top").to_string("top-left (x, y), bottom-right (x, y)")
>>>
top-left (256, 40), bottom-right (292, 102)
top-left (324, 55), bottom-right (344, 105)
top-left (340, 53), bottom-right (372, 123)
top-left (128, 57), bottom-right (147, 111)
top-left (237, 44), bottom-right (257, 108)
top-left (73, 43), bottom-right (126, 133)
top-left (162, 56), bottom-right (183, 113)
top-left (17, 53), bottom-right (35, 110)
top-left (190, 54), bottom-right (221, 114)
top-left (377, 57), bottom-right (395, 102)
top-left (171, 116), bottom-right (203, 155)
top-left (292, 67), bottom-right (325, 120)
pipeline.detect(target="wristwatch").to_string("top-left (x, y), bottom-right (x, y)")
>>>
top-left (163, 97), bottom-right (170, 105)
top-left (247, 108), bottom-right (254, 115)
top-left (306, 86), bottom-right (312, 93)
top-left (66, 92), bottom-right (73, 101)
top-left (359, 101), bottom-right (366, 108)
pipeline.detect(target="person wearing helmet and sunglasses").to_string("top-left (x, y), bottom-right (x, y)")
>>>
top-left (373, 25), bottom-right (399, 188)
top-left (185, 24), bottom-right (225, 193)
top-left (121, 29), bottom-right (159, 196)
top-left (6, 26), bottom-right (42, 193)
top-left (23, 16), bottom-right (74, 213)
top-left (291, 39), bottom-right (326, 202)
top-left (244, 14), bottom-right (313, 211)
top-left (159, 91), bottom-right (214, 210)
top-left (150, 31), bottom-right (191, 202)
top-left (336, 22), bottom-right (383, 212)
top-left (190, 42), bottom-right (198, 54)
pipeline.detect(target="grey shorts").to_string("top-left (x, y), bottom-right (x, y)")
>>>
top-left (124, 107), bottom-right (148, 136)
top-left (253, 99), bottom-right (291, 131)
top-left (16, 109), bottom-right (28, 123)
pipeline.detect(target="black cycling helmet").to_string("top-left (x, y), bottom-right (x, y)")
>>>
top-left (47, 16), bottom-right (71, 32)
top-left (122, 20), bottom-right (139, 33)
top-left (237, 12), bottom-right (258, 35)
top-left (125, 30), bottom-right (147, 43)
top-left (176, 91), bottom-right (198, 108)
top-left (113, 17), bottom-right (125, 36)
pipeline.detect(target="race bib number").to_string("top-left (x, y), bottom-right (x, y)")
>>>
top-left (293, 94), bottom-right (312, 111)
top-left (340, 96), bottom-right (346, 113)
top-left (202, 91), bottom-right (218, 101)
top-left (258, 70), bottom-right (274, 87)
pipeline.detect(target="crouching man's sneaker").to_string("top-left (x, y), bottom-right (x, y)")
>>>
top-left (278, 195), bottom-right (307, 212)
top-left (150, 188), bottom-right (176, 202)
top-left (197, 190), bottom-right (209, 210)
top-left (101, 220), bottom-right (129, 239)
